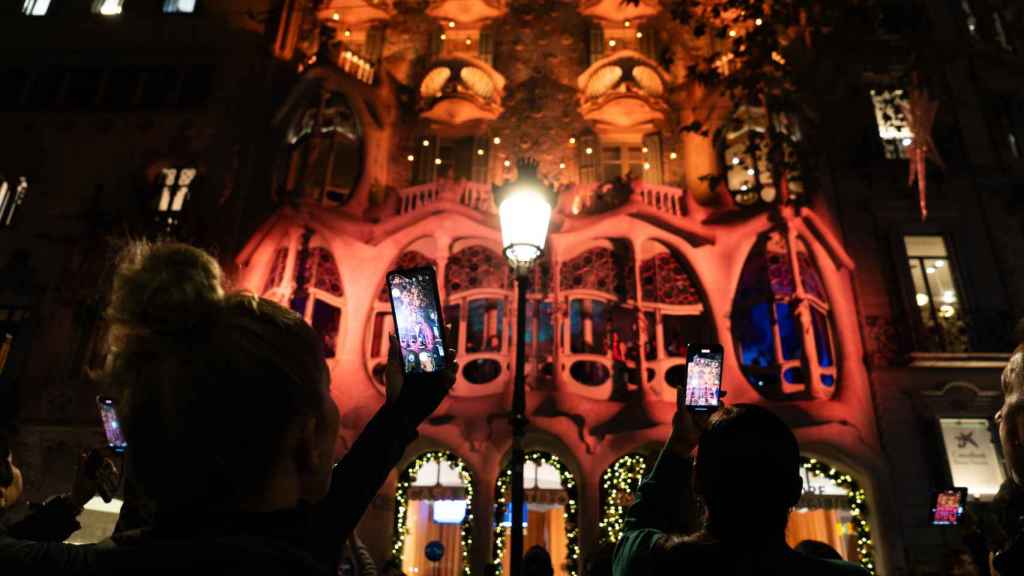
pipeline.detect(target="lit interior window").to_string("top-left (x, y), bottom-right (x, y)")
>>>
top-left (869, 89), bottom-right (913, 159)
top-left (22, 0), bottom-right (51, 15)
top-left (157, 168), bottom-right (196, 214)
top-left (904, 235), bottom-right (967, 352)
top-left (163, 0), bottom-right (196, 12)
top-left (92, 0), bottom-right (125, 15)
top-left (0, 177), bottom-right (29, 228)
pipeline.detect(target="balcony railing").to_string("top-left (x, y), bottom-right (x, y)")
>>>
top-left (398, 180), bottom-right (497, 216)
top-left (573, 181), bottom-right (686, 220)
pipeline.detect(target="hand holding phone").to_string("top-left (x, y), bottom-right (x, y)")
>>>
top-left (385, 325), bottom-right (458, 427)
top-left (97, 396), bottom-right (127, 453)
top-left (386, 267), bottom-right (448, 375)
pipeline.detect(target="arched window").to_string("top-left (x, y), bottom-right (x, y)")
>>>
top-left (733, 231), bottom-right (837, 399)
top-left (393, 451), bottom-right (475, 576)
top-left (289, 240), bottom-right (344, 358)
top-left (366, 245), bottom-right (437, 386)
top-left (638, 240), bottom-right (713, 401)
top-left (493, 452), bottom-right (579, 576)
top-left (282, 88), bottom-right (362, 205)
top-left (558, 240), bottom-right (636, 400)
top-left (446, 241), bottom-right (511, 395)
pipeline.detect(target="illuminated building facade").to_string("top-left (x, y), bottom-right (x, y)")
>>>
top-left (0, 2), bottom-right (1022, 575)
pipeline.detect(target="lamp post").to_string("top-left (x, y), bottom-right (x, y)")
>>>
top-left (493, 159), bottom-right (555, 576)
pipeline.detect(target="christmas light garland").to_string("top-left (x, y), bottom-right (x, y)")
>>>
top-left (594, 454), bottom-right (875, 575)
top-left (492, 451), bottom-right (579, 576)
top-left (598, 453), bottom-right (648, 544)
top-left (392, 451), bottom-right (475, 576)
top-left (801, 457), bottom-right (876, 575)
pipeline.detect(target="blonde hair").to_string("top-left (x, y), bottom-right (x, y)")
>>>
top-left (104, 242), bottom-right (328, 524)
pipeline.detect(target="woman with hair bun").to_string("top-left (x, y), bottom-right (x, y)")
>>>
top-left (0, 242), bottom-right (457, 575)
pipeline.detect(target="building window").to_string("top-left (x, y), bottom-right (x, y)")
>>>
top-left (0, 177), bottom-right (29, 228)
top-left (93, 0), bottom-right (125, 15)
top-left (869, 89), bottom-right (913, 159)
top-left (445, 244), bottom-right (510, 390)
top-left (904, 235), bottom-right (968, 352)
top-left (601, 146), bottom-right (643, 181)
top-left (155, 167), bottom-right (196, 233)
top-left (722, 106), bottom-right (803, 206)
top-left (733, 230), bottom-right (837, 400)
top-left (291, 244), bottom-right (344, 358)
top-left (22, 0), bottom-right (50, 15)
top-left (163, 0), bottom-right (196, 13)
top-left (282, 90), bottom-right (362, 205)
top-left (413, 134), bottom-right (490, 184)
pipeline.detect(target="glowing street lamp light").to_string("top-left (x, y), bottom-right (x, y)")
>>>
top-left (492, 158), bottom-right (555, 576)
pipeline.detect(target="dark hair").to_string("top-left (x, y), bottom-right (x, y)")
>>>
top-left (0, 429), bottom-right (11, 488)
top-left (694, 404), bottom-right (802, 540)
top-left (104, 242), bottom-right (329, 525)
top-left (523, 545), bottom-right (554, 576)
top-left (795, 539), bottom-right (843, 561)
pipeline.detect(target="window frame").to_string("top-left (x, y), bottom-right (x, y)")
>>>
top-left (898, 232), bottom-right (971, 353)
top-left (92, 0), bottom-right (125, 16)
top-left (21, 0), bottom-right (50, 16)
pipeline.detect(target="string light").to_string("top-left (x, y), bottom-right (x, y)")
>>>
top-left (465, 38), bottom-right (473, 46)
top-left (407, 155), bottom-right (415, 162)
top-left (392, 452), bottom-right (475, 576)
top-left (422, 139), bottom-right (430, 147)
top-left (503, 159), bottom-right (512, 168)
top-left (755, 18), bottom-right (764, 26)
top-left (332, 12), bottom-right (340, 21)
top-left (599, 454), bottom-right (647, 543)
top-left (728, 29), bottom-right (737, 38)
top-left (608, 39), bottom-right (617, 47)
top-left (440, 33), bottom-right (447, 40)
top-left (636, 31), bottom-right (643, 39)
top-left (449, 20), bottom-right (456, 29)
top-left (559, 162), bottom-right (566, 169)
top-left (585, 147), bottom-right (593, 155)
top-left (669, 152), bottom-right (678, 159)
top-left (344, 29), bottom-right (352, 38)
top-left (493, 452), bottom-right (578, 576)
top-left (493, 136), bottom-right (502, 144)
top-left (801, 458), bottom-right (876, 574)
top-left (642, 147), bottom-right (649, 154)
top-left (477, 148), bottom-right (486, 156)
top-left (435, 158), bottom-right (443, 165)
top-left (568, 137), bottom-right (576, 145)
top-left (624, 19), bottom-right (631, 28)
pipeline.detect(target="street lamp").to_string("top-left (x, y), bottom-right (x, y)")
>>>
top-left (493, 159), bottom-right (555, 576)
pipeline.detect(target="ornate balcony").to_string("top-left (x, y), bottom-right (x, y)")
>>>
top-left (577, 50), bottom-right (669, 132)
top-left (317, 0), bottom-right (395, 28)
top-left (426, 0), bottom-right (507, 25)
top-left (398, 179), bottom-right (496, 216)
top-left (578, 0), bottom-right (660, 22)
top-left (419, 56), bottom-right (506, 127)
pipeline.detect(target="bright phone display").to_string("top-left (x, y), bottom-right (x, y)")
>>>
top-left (387, 267), bottom-right (447, 375)
top-left (930, 488), bottom-right (967, 526)
top-left (96, 396), bottom-right (127, 453)
top-left (683, 344), bottom-right (724, 411)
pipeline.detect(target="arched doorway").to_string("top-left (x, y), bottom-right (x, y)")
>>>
top-left (493, 451), bottom-right (580, 576)
top-left (789, 457), bottom-right (876, 574)
top-left (392, 451), bottom-right (475, 576)
top-left (598, 452), bottom-right (653, 544)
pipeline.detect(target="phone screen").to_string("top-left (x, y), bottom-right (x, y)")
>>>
top-left (931, 488), bottom-right (967, 526)
top-left (684, 344), bottom-right (723, 411)
top-left (387, 267), bottom-right (446, 375)
top-left (97, 396), bottom-right (127, 452)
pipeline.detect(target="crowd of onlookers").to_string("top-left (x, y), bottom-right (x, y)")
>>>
top-left (0, 240), bottom-right (1021, 575)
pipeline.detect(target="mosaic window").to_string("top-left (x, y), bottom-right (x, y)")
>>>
top-left (307, 247), bottom-right (343, 297)
top-left (559, 246), bottom-right (635, 301)
top-left (263, 247), bottom-right (289, 295)
top-left (639, 253), bottom-right (701, 305)
top-left (733, 231), bottom-right (837, 399)
top-left (446, 245), bottom-right (509, 295)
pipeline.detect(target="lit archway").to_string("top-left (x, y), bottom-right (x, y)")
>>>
top-left (598, 452), bottom-right (651, 544)
top-left (493, 451), bottom-right (580, 576)
top-left (793, 457), bottom-right (876, 574)
top-left (393, 451), bottom-right (475, 576)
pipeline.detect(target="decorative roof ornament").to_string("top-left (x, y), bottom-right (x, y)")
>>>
top-left (902, 88), bottom-right (944, 221)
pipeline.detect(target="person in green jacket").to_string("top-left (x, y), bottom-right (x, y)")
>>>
top-left (614, 402), bottom-right (869, 576)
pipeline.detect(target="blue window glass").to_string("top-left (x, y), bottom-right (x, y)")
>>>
top-left (738, 302), bottom-right (774, 367)
top-left (467, 299), bottom-right (504, 353)
top-left (810, 307), bottom-right (834, 368)
top-left (775, 302), bottom-right (802, 361)
top-left (570, 299), bottom-right (608, 354)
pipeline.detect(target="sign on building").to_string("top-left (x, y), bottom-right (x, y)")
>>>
top-left (940, 418), bottom-right (1006, 499)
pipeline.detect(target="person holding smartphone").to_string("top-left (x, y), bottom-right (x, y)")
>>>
top-left (612, 395), bottom-right (869, 575)
top-left (0, 242), bottom-right (457, 575)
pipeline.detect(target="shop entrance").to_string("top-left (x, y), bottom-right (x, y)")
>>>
top-left (786, 458), bottom-right (873, 568)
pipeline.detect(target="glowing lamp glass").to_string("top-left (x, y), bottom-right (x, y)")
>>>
top-left (499, 185), bottom-right (551, 268)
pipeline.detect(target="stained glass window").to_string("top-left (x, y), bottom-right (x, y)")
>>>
top-left (733, 231), bottom-right (837, 399)
top-left (446, 245), bottom-right (509, 295)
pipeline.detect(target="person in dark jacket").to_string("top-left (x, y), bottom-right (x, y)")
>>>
top-left (0, 242), bottom-right (457, 575)
top-left (613, 403), bottom-right (869, 576)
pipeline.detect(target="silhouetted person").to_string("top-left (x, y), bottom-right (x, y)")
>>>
top-left (795, 540), bottom-right (844, 561)
top-left (0, 242), bottom-right (457, 575)
top-left (524, 545), bottom-right (554, 576)
top-left (614, 403), bottom-right (868, 575)
top-left (992, 346), bottom-right (1024, 574)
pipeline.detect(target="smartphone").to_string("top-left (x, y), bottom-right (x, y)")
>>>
top-left (682, 344), bottom-right (724, 411)
top-left (96, 396), bottom-right (127, 453)
top-left (930, 488), bottom-right (967, 526)
top-left (386, 266), bottom-right (447, 375)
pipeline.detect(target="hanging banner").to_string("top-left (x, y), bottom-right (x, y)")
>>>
top-left (939, 418), bottom-right (1005, 499)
